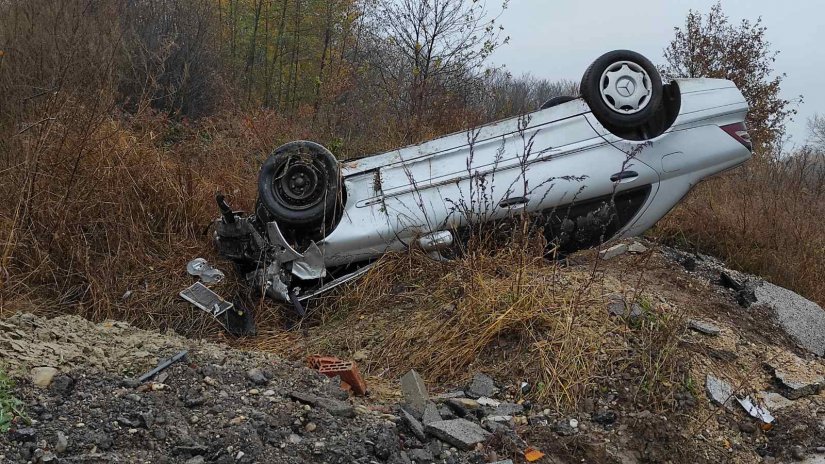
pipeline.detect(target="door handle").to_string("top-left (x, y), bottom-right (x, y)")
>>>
top-left (610, 170), bottom-right (639, 182)
top-left (499, 196), bottom-right (529, 208)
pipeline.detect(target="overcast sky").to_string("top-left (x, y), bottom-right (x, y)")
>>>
top-left (489, 0), bottom-right (820, 148)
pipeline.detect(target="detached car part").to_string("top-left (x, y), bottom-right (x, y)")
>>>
top-left (213, 50), bottom-right (752, 307)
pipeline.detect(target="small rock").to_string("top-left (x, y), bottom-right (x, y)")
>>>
top-left (408, 447), bottom-right (435, 463)
top-left (688, 320), bottom-right (722, 336)
top-left (245, 368), bottom-right (268, 385)
top-left (628, 242), bottom-right (648, 254)
top-left (49, 375), bottom-right (74, 396)
top-left (228, 416), bottom-right (245, 425)
top-left (591, 410), bottom-right (617, 426)
top-left (759, 391), bottom-right (795, 410)
top-left (55, 431), bottom-right (68, 453)
top-left (791, 445), bottom-right (806, 461)
top-left (706, 374), bottom-right (736, 411)
top-left (599, 243), bottom-right (628, 260)
top-left (424, 419), bottom-right (491, 451)
top-left (466, 373), bottom-right (496, 399)
top-left (185, 457), bottom-right (206, 464)
top-left (10, 427), bottom-right (36, 442)
top-left (738, 422), bottom-right (757, 434)
top-left (263, 389), bottom-right (275, 397)
top-left (288, 433), bottom-right (302, 444)
top-left (493, 403), bottom-right (523, 416)
top-left (31, 367), bottom-right (58, 387)
top-left (555, 419), bottom-right (578, 436)
top-left (476, 397), bottom-right (500, 407)
top-left (305, 422), bottom-right (317, 432)
top-left (203, 376), bottom-right (218, 386)
top-left (117, 415), bottom-right (141, 428)
top-left (401, 370), bottom-right (429, 419)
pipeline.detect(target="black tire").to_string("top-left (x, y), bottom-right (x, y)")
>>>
top-left (580, 50), bottom-right (662, 129)
top-left (257, 140), bottom-right (341, 231)
top-left (539, 95), bottom-right (577, 110)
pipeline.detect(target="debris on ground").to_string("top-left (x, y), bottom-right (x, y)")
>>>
top-left (425, 419), bottom-right (491, 450)
top-left (307, 355), bottom-right (367, 396)
top-left (186, 257), bottom-right (225, 285)
top-left (401, 369), bottom-right (429, 418)
top-left (706, 374), bottom-right (736, 411)
top-left (766, 354), bottom-right (825, 399)
top-left (688, 319), bottom-right (722, 336)
top-left (466, 372), bottom-right (497, 399)
top-left (599, 243), bottom-right (628, 260)
top-left (524, 446), bottom-right (546, 462)
top-left (627, 241), bottom-right (648, 254)
top-left (755, 281), bottom-right (825, 356)
top-left (137, 350), bottom-right (188, 383)
top-left (757, 391), bottom-right (795, 411)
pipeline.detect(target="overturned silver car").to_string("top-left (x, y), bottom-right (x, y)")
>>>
top-left (213, 50), bottom-right (752, 309)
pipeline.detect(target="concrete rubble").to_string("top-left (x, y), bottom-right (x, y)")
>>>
top-left (466, 373), bottom-right (496, 398)
top-left (755, 281), bottom-right (825, 356)
top-left (599, 243), bottom-right (628, 260)
top-left (688, 319), bottom-right (722, 336)
top-left (628, 242), bottom-right (648, 254)
top-left (766, 354), bottom-right (825, 400)
top-left (401, 369), bottom-right (429, 418)
top-left (424, 419), bottom-right (491, 451)
top-left (706, 374), bottom-right (736, 411)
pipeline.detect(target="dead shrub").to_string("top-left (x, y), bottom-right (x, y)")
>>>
top-left (655, 153), bottom-right (825, 306)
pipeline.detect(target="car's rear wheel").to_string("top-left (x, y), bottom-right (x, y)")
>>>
top-left (580, 50), bottom-right (662, 129)
top-left (257, 140), bottom-right (341, 232)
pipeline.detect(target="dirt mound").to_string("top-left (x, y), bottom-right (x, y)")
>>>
top-left (3, 240), bottom-right (825, 463)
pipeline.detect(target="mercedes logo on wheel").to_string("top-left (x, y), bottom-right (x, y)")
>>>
top-left (616, 77), bottom-right (635, 97)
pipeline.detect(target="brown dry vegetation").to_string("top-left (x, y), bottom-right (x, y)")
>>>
top-left (655, 154), bottom-right (825, 306)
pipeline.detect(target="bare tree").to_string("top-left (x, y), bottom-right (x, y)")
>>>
top-left (809, 114), bottom-right (825, 150)
top-left (368, 0), bottom-right (509, 132)
top-left (663, 2), bottom-right (800, 155)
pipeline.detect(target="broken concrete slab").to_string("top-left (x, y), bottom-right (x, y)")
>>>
top-left (628, 242), bottom-right (648, 254)
top-left (399, 407), bottom-right (426, 441)
top-left (424, 419), bottom-right (491, 450)
top-left (757, 391), bottom-right (795, 411)
top-left (599, 243), bottom-right (628, 260)
top-left (706, 374), bottom-right (736, 411)
top-left (476, 397), bottom-right (500, 407)
top-left (466, 373), bottom-right (496, 399)
top-left (401, 370), bottom-right (429, 418)
top-left (421, 402), bottom-right (442, 425)
top-left (688, 319), bottom-right (722, 336)
top-left (766, 356), bottom-right (824, 400)
top-left (288, 391), bottom-right (355, 417)
top-left (493, 402), bottom-right (524, 416)
top-left (755, 282), bottom-right (825, 356)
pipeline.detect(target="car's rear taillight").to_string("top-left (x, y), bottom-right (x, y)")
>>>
top-left (721, 122), bottom-right (752, 152)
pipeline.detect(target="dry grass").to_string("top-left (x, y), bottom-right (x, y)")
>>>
top-left (248, 234), bottom-right (687, 412)
top-left (655, 155), bottom-right (825, 306)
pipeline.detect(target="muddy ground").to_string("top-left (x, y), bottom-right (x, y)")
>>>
top-left (2, 241), bottom-right (825, 463)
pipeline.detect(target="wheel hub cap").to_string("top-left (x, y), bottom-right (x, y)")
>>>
top-left (599, 61), bottom-right (652, 115)
top-left (274, 156), bottom-right (326, 210)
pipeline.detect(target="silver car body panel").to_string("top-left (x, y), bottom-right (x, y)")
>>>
top-left (301, 78), bottom-right (749, 270)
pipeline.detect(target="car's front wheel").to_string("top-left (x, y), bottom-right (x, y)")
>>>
top-left (580, 50), bottom-right (663, 130)
top-left (257, 140), bottom-right (341, 233)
